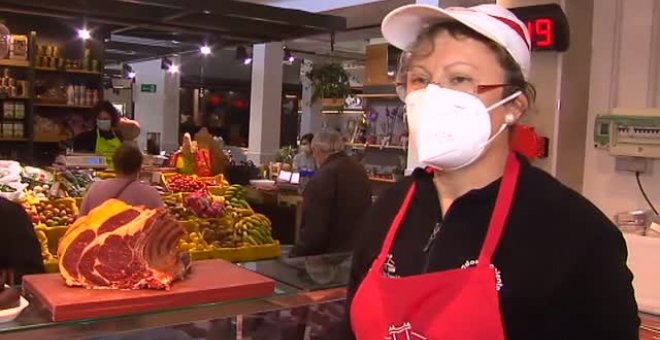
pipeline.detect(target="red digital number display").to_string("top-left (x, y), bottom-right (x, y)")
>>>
top-left (526, 18), bottom-right (554, 48)
top-left (510, 4), bottom-right (568, 52)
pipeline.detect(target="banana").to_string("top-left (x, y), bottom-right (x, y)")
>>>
top-left (245, 235), bottom-right (259, 245)
top-left (248, 229), bottom-right (266, 244)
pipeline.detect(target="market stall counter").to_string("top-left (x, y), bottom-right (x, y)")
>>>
top-left (0, 252), bottom-right (350, 340)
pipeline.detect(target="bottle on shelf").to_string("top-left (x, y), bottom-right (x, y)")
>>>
top-left (92, 90), bottom-right (99, 105)
top-left (85, 89), bottom-right (93, 107)
top-left (66, 85), bottom-right (75, 105)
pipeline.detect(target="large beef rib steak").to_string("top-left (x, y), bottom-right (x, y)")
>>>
top-left (58, 199), bottom-right (187, 290)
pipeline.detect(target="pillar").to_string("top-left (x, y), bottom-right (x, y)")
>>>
top-left (130, 56), bottom-right (180, 153)
top-left (299, 59), bottom-right (322, 136)
top-left (247, 42), bottom-right (284, 165)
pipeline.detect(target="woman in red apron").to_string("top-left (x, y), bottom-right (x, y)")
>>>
top-left (345, 3), bottom-right (639, 340)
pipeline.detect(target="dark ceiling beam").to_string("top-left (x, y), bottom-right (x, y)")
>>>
top-left (114, 30), bottom-right (249, 47)
top-left (0, 0), bottom-right (272, 43)
top-left (113, 0), bottom-right (347, 31)
top-left (105, 40), bottom-right (190, 56)
top-left (167, 13), bottom-right (314, 41)
top-left (111, 10), bottom-right (198, 34)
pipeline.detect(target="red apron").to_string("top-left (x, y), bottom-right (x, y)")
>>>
top-left (350, 152), bottom-right (520, 340)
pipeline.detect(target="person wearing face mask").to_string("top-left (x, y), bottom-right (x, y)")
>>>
top-left (292, 129), bottom-right (371, 257)
top-left (341, 4), bottom-right (639, 340)
top-left (72, 101), bottom-right (138, 168)
top-left (292, 133), bottom-right (316, 172)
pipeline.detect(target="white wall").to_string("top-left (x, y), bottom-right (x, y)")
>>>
top-left (103, 88), bottom-right (133, 118)
top-left (582, 0), bottom-right (660, 218)
top-left (130, 58), bottom-right (180, 152)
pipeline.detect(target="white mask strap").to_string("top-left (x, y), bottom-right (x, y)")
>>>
top-left (486, 90), bottom-right (522, 111)
top-left (478, 123), bottom-right (508, 149)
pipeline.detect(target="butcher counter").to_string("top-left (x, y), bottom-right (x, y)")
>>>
top-left (2, 250), bottom-right (658, 339)
top-left (0, 252), bottom-right (351, 340)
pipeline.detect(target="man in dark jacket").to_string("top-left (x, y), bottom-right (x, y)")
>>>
top-left (293, 129), bottom-right (372, 256)
top-left (0, 197), bottom-right (44, 282)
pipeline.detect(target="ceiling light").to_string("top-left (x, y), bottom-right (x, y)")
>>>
top-left (283, 50), bottom-right (295, 63)
top-left (236, 46), bottom-right (252, 65)
top-left (168, 64), bottom-right (180, 74)
top-left (200, 45), bottom-right (212, 55)
top-left (127, 71), bottom-right (136, 79)
top-left (77, 28), bottom-right (91, 40)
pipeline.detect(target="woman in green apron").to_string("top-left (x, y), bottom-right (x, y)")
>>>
top-left (72, 101), bottom-right (129, 168)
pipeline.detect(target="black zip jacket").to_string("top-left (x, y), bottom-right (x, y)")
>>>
top-left (0, 198), bottom-right (44, 282)
top-left (294, 152), bottom-right (372, 256)
top-left (341, 155), bottom-right (639, 339)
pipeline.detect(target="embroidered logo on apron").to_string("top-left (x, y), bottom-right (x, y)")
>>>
top-left (383, 254), bottom-right (399, 278)
top-left (461, 259), bottom-right (503, 291)
top-left (386, 322), bottom-right (427, 340)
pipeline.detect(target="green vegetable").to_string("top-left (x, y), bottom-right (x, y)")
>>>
top-left (0, 184), bottom-right (16, 193)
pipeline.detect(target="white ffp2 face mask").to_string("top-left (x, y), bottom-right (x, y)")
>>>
top-left (405, 84), bottom-right (521, 171)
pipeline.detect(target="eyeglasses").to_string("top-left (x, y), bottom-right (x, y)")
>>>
top-left (395, 78), bottom-right (515, 102)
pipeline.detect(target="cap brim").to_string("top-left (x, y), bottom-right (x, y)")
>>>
top-left (381, 4), bottom-right (502, 52)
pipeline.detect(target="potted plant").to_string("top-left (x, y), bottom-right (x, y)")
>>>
top-left (305, 62), bottom-right (352, 108)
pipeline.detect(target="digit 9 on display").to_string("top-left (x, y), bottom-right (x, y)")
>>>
top-left (510, 4), bottom-right (570, 52)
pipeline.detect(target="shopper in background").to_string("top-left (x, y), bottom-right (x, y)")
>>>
top-left (79, 144), bottom-right (163, 216)
top-left (292, 133), bottom-right (316, 172)
top-left (293, 129), bottom-right (372, 256)
top-left (0, 197), bottom-right (44, 282)
top-left (343, 4), bottom-right (639, 340)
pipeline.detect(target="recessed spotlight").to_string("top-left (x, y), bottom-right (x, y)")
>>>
top-left (77, 28), bottom-right (91, 40)
top-left (200, 45), bottom-right (212, 55)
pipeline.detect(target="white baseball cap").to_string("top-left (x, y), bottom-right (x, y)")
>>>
top-left (381, 4), bottom-right (531, 80)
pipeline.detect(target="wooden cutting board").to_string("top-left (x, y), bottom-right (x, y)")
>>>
top-left (22, 259), bottom-right (275, 322)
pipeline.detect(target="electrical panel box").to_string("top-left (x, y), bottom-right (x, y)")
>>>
top-left (594, 108), bottom-right (660, 158)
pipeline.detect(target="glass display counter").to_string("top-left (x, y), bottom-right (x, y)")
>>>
top-left (0, 253), bottom-right (351, 340)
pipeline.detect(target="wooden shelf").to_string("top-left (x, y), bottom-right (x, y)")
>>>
top-left (369, 177), bottom-right (397, 183)
top-left (34, 136), bottom-right (67, 143)
top-left (0, 137), bottom-right (28, 142)
top-left (348, 143), bottom-right (407, 151)
top-left (35, 67), bottom-right (102, 75)
top-left (0, 96), bottom-right (29, 100)
top-left (35, 102), bottom-right (94, 109)
top-left (0, 59), bottom-right (29, 68)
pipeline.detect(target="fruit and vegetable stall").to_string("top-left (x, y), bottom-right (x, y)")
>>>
top-left (0, 161), bottom-right (280, 273)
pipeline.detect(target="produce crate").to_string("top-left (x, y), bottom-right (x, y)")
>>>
top-left (211, 243), bottom-right (281, 263)
top-left (179, 219), bottom-right (281, 262)
top-left (197, 174), bottom-right (229, 187)
top-left (44, 259), bottom-right (59, 273)
top-left (33, 198), bottom-right (78, 228)
top-left (161, 173), bottom-right (207, 193)
top-left (35, 225), bottom-right (69, 254)
top-left (178, 220), bottom-right (216, 260)
top-left (207, 186), bottom-right (226, 196)
top-left (162, 192), bottom-right (184, 204)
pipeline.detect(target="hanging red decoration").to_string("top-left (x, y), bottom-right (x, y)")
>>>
top-left (208, 94), bottom-right (222, 106)
top-left (233, 99), bottom-right (246, 110)
top-left (510, 124), bottom-right (548, 161)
